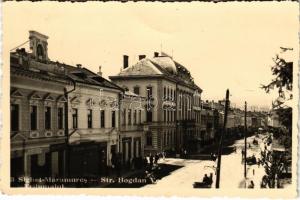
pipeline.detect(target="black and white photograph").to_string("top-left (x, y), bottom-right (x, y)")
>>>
top-left (1, 1), bottom-right (298, 197)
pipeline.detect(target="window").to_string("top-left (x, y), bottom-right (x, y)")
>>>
top-left (139, 110), bottom-right (142, 124)
top-left (100, 110), bottom-right (105, 128)
top-left (146, 86), bottom-right (152, 99)
top-left (72, 108), bottom-right (78, 129)
top-left (30, 105), bottom-right (37, 130)
top-left (87, 109), bottom-right (93, 128)
top-left (133, 86), bottom-right (140, 95)
top-left (45, 106), bottom-right (51, 130)
top-left (146, 132), bottom-right (152, 146)
top-left (173, 90), bottom-right (176, 101)
top-left (37, 44), bottom-right (44, 59)
top-left (58, 107), bottom-right (63, 129)
top-left (164, 110), bottom-right (166, 122)
top-left (133, 110), bottom-right (137, 125)
top-left (122, 109), bottom-right (126, 125)
top-left (163, 87), bottom-right (166, 100)
top-left (146, 110), bottom-right (152, 122)
top-left (11, 104), bottom-right (19, 132)
top-left (111, 111), bottom-right (116, 128)
top-left (167, 88), bottom-right (169, 100)
top-left (128, 109), bottom-right (132, 125)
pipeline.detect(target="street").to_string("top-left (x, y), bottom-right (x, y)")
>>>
top-left (144, 135), bottom-right (266, 189)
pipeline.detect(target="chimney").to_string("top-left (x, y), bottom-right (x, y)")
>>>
top-left (123, 55), bottom-right (129, 69)
top-left (139, 55), bottom-right (146, 60)
top-left (154, 52), bottom-right (159, 57)
top-left (97, 65), bottom-right (102, 77)
top-left (76, 64), bottom-right (82, 68)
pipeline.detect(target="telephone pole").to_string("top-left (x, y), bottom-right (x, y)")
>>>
top-left (244, 101), bottom-right (247, 187)
top-left (215, 89), bottom-right (230, 188)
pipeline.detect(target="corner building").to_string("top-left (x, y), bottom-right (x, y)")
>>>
top-left (110, 52), bottom-right (203, 155)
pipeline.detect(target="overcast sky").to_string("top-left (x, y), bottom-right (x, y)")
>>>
top-left (3, 2), bottom-right (298, 109)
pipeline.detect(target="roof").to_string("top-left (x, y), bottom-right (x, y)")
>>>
top-left (61, 64), bottom-right (123, 90)
top-left (110, 53), bottom-right (202, 92)
top-left (11, 50), bottom-right (123, 92)
top-left (11, 63), bottom-right (69, 85)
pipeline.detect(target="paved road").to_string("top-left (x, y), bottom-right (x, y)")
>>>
top-left (144, 135), bottom-right (266, 189)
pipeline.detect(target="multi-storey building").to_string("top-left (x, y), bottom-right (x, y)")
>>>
top-left (110, 52), bottom-right (202, 155)
top-left (10, 31), bottom-right (70, 184)
top-left (64, 64), bottom-right (123, 177)
top-left (119, 91), bottom-right (147, 166)
top-left (10, 31), bottom-right (124, 183)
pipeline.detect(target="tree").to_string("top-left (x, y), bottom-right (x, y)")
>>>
top-left (260, 48), bottom-right (293, 188)
top-left (261, 47), bottom-right (293, 131)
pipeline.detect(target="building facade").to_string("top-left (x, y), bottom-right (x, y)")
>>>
top-left (110, 52), bottom-right (202, 155)
top-left (64, 65), bottom-right (123, 177)
top-left (119, 91), bottom-right (147, 167)
top-left (10, 31), bottom-right (70, 185)
top-left (10, 31), bottom-right (124, 184)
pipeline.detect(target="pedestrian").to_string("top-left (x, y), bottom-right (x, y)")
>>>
top-left (149, 154), bottom-right (154, 168)
top-left (154, 154), bottom-right (159, 165)
top-left (209, 173), bottom-right (213, 185)
top-left (253, 168), bottom-right (255, 176)
top-left (248, 180), bottom-right (255, 188)
top-left (202, 174), bottom-right (210, 184)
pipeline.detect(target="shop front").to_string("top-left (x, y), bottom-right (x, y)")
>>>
top-left (69, 141), bottom-right (107, 178)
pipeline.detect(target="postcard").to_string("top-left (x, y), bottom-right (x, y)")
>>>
top-left (0, 1), bottom-right (298, 198)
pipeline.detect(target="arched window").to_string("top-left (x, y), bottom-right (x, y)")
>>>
top-left (37, 44), bottom-right (44, 59)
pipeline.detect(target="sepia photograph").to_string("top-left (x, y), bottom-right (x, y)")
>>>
top-left (1, 1), bottom-right (298, 197)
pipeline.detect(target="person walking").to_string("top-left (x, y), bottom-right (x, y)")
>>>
top-left (149, 154), bottom-right (154, 168)
top-left (154, 154), bottom-right (159, 165)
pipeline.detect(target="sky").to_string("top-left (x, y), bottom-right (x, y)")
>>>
top-left (3, 2), bottom-right (299, 110)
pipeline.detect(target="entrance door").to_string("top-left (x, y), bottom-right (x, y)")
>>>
top-left (11, 156), bottom-right (24, 187)
top-left (31, 152), bottom-right (51, 178)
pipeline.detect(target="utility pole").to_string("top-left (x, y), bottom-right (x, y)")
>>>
top-left (215, 89), bottom-right (230, 188)
top-left (244, 101), bottom-right (247, 187)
